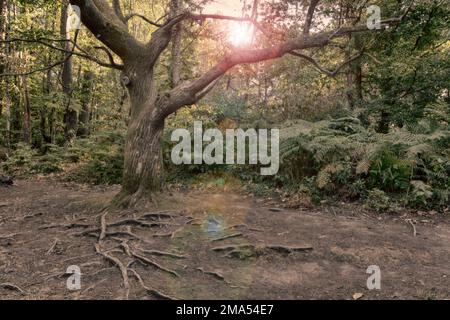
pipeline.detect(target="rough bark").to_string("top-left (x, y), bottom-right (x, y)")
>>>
top-left (115, 59), bottom-right (165, 205)
top-left (170, 0), bottom-right (183, 87)
top-left (61, 1), bottom-right (77, 144)
top-left (1, 0), bottom-right (10, 147)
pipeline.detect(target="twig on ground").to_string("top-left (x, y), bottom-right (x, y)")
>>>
top-left (46, 238), bottom-right (59, 255)
top-left (406, 219), bottom-right (417, 237)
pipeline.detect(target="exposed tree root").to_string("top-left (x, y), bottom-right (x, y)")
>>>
top-left (211, 244), bottom-right (256, 253)
top-left (0, 282), bottom-right (27, 294)
top-left (211, 243), bottom-right (313, 259)
top-left (79, 206), bottom-right (185, 299)
top-left (140, 211), bottom-right (179, 220)
top-left (227, 224), bottom-right (265, 232)
top-left (406, 219), bottom-right (417, 237)
top-left (129, 249), bottom-right (180, 278)
top-left (109, 218), bottom-right (170, 229)
top-left (196, 267), bottom-right (227, 282)
top-left (0, 232), bottom-right (23, 240)
top-left (153, 226), bottom-right (184, 239)
top-left (99, 211), bottom-right (109, 241)
top-left (211, 233), bottom-right (243, 242)
top-left (81, 278), bottom-right (108, 295)
top-left (128, 268), bottom-right (177, 300)
top-left (140, 249), bottom-right (187, 259)
top-left (94, 243), bottom-right (131, 299)
top-left (38, 222), bottom-right (92, 230)
top-left (265, 245), bottom-right (314, 254)
top-left (112, 188), bottom-right (160, 209)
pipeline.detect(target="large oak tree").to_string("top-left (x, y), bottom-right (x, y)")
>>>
top-left (68, 0), bottom-right (401, 206)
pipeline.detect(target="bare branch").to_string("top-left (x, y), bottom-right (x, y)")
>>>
top-left (289, 50), bottom-right (365, 77)
top-left (0, 37), bottom-right (123, 70)
top-left (124, 13), bottom-right (163, 27)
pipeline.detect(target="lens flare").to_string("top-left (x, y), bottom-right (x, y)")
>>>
top-left (227, 22), bottom-right (253, 46)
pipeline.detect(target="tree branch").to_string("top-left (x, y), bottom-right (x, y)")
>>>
top-left (159, 18), bottom-right (401, 117)
top-left (124, 13), bottom-right (163, 27)
top-left (289, 49), bottom-right (365, 77)
top-left (69, 0), bottom-right (143, 59)
top-left (0, 37), bottom-right (123, 70)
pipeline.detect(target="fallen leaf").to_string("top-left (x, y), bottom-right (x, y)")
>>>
top-left (352, 293), bottom-right (364, 300)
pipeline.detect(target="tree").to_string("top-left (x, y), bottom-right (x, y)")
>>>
top-left (65, 0), bottom-right (403, 206)
top-left (61, 0), bottom-right (77, 144)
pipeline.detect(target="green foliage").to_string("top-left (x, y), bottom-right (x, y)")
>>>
top-left (366, 189), bottom-right (393, 213)
top-left (276, 117), bottom-right (449, 211)
top-left (2, 131), bottom-right (125, 185)
top-left (2, 143), bottom-right (62, 176)
top-left (66, 131), bottom-right (125, 185)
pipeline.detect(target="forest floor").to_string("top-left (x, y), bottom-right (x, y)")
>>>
top-left (0, 179), bottom-right (449, 300)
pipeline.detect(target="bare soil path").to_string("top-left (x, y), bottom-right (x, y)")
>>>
top-left (0, 180), bottom-right (449, 300)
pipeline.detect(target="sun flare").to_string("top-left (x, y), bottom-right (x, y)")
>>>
top-left (227, 22), bottom-right (254, 47)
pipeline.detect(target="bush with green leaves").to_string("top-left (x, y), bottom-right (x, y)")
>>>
top-left (277, 117), bottom-right (449, 211)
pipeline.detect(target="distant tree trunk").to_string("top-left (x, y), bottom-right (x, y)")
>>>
top-left (60, 1), bottom-right (76, 144)
top-left (77, 70), bottom-right (94, 138)
top-left (170, 0), bottom-right (183, 87)
top-left (346, 35), bottom-right (355, 110)
top-left (0, 0), bottom-right (5, 103)
top-left (353, 34), bottom-right (363, 104)
top-left (40, 62), bottom-right (53, 148)
top-left (0, 0), bottom-right (11, 147)
top-left (21, 76), bottom-right (31, 144)
top-left (377, 110), bottom-right (390, 134)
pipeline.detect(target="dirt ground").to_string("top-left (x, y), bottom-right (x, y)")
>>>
top-left (0, 180), bottom-right (449, 300)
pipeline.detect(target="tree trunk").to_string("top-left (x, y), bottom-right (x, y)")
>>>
top-left (353, 34), bottom-right (363, 104)
top-left (0, 0), bottom-right (10, 147)
top-left (170, 0), bottom-right (183, 87)
top-left (77, 70), bottom-right (94, 138)
top-left (115, 64), bottom-right (165, 206)
top-left (61, 1), bottom-right (76, 144)
top-left (21, 76), bottom-right (31, 144)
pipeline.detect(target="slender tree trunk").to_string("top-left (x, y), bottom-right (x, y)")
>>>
top-left (61, 1), bottom-right (76, 144)
top-left (77, 70), bottom-right (94, 138)
top-left (1, 0), bottom-right (11, 147)
top-left (21, 76), bottom-right (31, 144)
top-left (170, 0), bottom-right (183, 87)
top-left (0, 0), bottom-right (5, 115)
top-left (40, 62), bottom-right (53, 148)
top-left (353, 34), bottom-right (363, 104)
